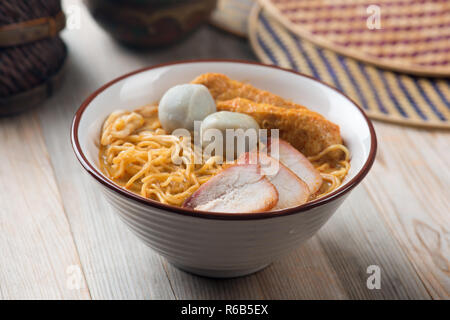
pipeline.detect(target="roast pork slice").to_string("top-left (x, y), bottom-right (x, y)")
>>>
top-left (183, 164), bottom-right (278, 213)
top-left (268, 139), bottom-right (323, 194)
top-left (239, 152), bottom-right (310, 210)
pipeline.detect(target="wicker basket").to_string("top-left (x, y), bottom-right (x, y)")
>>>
top-left (0, 0), bottom-right (66, 115)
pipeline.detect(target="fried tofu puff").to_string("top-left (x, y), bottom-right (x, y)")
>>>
top-left (217, 98), bottom-right (343, 159)
top-left (191, 73), bottom-right (307, 110)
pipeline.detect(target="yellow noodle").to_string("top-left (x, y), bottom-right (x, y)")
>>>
top-left (308, 143), bottom-right (350, 162)
top-left (99, 108), bottom-right (350, 207)
top-left (99, 110), bottom-right (223, 207)
top-left (308, 144), bottom-right (351, 198)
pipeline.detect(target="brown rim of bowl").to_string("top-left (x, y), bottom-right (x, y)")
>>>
top-left (71, 59), bottom-right (377, 220)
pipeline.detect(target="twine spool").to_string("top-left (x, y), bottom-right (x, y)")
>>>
top-left (0, 0), bottom-right (66, 115)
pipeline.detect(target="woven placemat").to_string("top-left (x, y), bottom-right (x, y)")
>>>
top-left (210, 0), bottom-right (255, 37)
top-left (259, 0), bottom-right (450, 77)
top-left (249, 5), bottom-right (450, 129)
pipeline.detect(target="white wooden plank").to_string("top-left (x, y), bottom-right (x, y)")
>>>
top-left (253, 238), bottom-right (349, 299)
top-left (318, 183), bottom-right (431, 299)
top-left (362, 123), bottom-right (449, 299)
top-left (0, 112), bottom-right (90, 299)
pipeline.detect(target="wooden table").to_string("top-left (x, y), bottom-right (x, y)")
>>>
top-left (0, 1), bottom-right (448, 300)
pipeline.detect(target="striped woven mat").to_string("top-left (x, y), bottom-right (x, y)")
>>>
top-left (249, 5), bottom-right (450, 128)
top-left (259, 0), bottom-right (450, 77)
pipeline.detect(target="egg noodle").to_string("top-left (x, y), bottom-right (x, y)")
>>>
top-left (307, 144), bottom-right (350, 198)
top-left (99, 106), bottom-right (350, 207)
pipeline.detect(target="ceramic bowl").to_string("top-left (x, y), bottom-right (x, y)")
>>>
top-left (71, 60), bottom-right (377, 278)
top-left (84, 0), bottom-right (217, 47)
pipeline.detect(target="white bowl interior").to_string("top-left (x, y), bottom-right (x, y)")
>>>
top-left (77, 61), bottom-right (372, 194)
